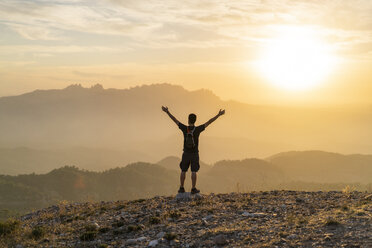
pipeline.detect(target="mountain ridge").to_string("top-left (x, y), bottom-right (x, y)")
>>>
top-left (1, 83), bottom-right (372, 167)
top-left (267, 150), bottom-right (372, 184)
top-left (1, 151), bottom-right (371, 221)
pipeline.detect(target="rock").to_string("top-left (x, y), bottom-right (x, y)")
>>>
top-left (170, 239), bottom-right (179, 245)
top-left (176, 192), bottom-right (192, 200)
top-left (287, 234), bottom-right (298, 240)
top-left (126, 239), bottom-right (137, 245)
top-left (193, 193), bottom-right (203, 199)
top-left (214, 234), bottom-right (227, 245)
top-left (204, 215), bottom-right (213, 220)
top-left (242, 212), bottom-right (266, 217)
top-left (296, 198), bottom-right (304, 203)
top-left (203, 240), bottom-right (214, 246)
top-left (156, 232), bottom-right (165, 239)
top-left (242, 211), bottom-right (250, 217)
top-left (176, 192), bottom-right (203, 200)
top-left (15, 245), bottom-right (23, 248)
top-left (137, 236), bottom-right (147, 242)
top-left (148, 240), bottom-right (158, 247)
top-left (364, 194), bottom-right (372, 200)
top-left (22, 214), bottom-right (33, 221)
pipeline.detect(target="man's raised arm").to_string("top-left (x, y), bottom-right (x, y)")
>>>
top-left (204, 109), bottom-right (225, 128)
top-left (162, 106), bottom-right (180, 125)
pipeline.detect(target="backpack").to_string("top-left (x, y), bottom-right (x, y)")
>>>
top-left (185, 126), bottom-right (195, 149)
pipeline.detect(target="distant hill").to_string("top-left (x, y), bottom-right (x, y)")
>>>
top-left (1, 157), bottom-right (371, 220)
top-left (201, 158), bottom-right (287, 192)
top-left (0, 147), bottom-right (153, 175)
top-left (1, 83), bottom-right (372, 172)
top-left (268, 150), bottom-right (372, 184)
top-left (0, 163), bottom-right (179, 219)
top-left (157, 156), bottom-right (212, 173)
top-left (0, 158), bottom-right (286, 219)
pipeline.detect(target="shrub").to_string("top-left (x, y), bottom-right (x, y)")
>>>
top-left (113, 229), bottom-right (123, 235)
top-left (295, 216), bottom-right (308, 226)
top-left (112, 221), bottom-right (124, 228)
top-left (169, 211), bottom-right (181, 219)
top-left (115, 204), bottom-right (125, 210)
top-left (30, 226), bottom-right (45, 240)
top-left (340, 205), bottom-right (349, 211)
top-left (0, 219), bottom-right (20, 236)
top-left (85, 224), bottom-right (98, 232)
top-left (342, 185), bottom-right (355, 195)
top-left (164, 232), bottom-right (177, 241)
top-left (98, 227), bottom-right (110, 233)
top-left (127, 225), bottom-right (142, 232)
top-left (324, 218), bottom-right (341, 226)
top-left (191, 200), bottom-right (203, 206)
top-left (285, 214), bottom-right (296, 225)
top-left (74, 215), bottom-right (86, 221)
top-left (149, 216), bottom-right (161, 225)
top-left (243, 234), bottom-right (254, 243)
top-left (278, 231), bottom-right (288, 238)
top-left (356, 211), bottom-right (366, 216)
top-left (206, 208), bottom-right (214, 214)
top-left (80, 231), bottom-right (97, 241)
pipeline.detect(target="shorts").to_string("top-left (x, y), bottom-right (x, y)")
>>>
top-left (180, 152), bottom-right (200, 172)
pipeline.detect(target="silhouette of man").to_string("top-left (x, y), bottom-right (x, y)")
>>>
top-left (162, 106), bottom-right (225, 194)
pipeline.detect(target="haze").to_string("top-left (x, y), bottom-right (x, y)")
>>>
top-left (1, 1), bottom-right (372, 224)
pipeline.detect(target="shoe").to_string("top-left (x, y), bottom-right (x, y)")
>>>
top-left (191, 188), bottom-right (200, 194)
top-left (178, 187), bottom-right (185, 193)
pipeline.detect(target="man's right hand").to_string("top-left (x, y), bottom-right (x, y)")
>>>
top-left (218, 109), bottom-right (225, 116)
top-left (162, 106), bottom-right (169, 113)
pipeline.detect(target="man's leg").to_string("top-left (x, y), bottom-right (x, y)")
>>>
top-left (179, 152), bottom-right (189, 189)
top-left (180, 171), bottom-right (186, 187)
top-left (191, 172), bottom-right (197, 188)
top-left (190, 152), bottom-right (200, 190)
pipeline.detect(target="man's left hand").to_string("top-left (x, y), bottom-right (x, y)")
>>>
top-left (162, 106), bottom-right (169, 113)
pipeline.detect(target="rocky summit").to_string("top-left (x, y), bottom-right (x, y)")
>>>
top-left (1, 191), bottom-right (371, 247)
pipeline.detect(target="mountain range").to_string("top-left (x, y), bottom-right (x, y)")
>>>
top-left (1, 151), bottom-right (371, 220)
top-left (1, 83), bottom-right (372, 167)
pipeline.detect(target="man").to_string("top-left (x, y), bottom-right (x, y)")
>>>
top-left (162, 106), bottom-right (225, 194)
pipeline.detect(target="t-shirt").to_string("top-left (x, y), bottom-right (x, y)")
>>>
top-left (178, 123), bottom-right (205, 153)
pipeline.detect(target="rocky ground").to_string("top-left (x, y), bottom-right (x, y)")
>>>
top-left (1, 191), bottom-right (371, 248)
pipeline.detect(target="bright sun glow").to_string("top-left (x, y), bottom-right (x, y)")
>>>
top-left (256, 27), bottom-right (338, 91)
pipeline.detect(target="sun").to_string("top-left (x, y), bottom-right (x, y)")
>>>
top-left (255, 27), bottom-right (337, 91)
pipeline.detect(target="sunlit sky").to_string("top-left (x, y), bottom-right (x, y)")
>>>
top-left (0, 0), bottom-right (372, 105)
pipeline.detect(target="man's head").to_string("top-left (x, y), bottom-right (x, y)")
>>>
top-left (188, 113), bottom-right (197, 125)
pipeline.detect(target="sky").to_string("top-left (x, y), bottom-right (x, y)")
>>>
top-left (0, 0), bottom-right (371, 105)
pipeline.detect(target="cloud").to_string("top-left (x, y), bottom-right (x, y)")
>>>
top-left (72, 70), bottom-right (132, 79)
top-left (0, 60), bottom-right (36, 66)
top-left (0, 1), bottom-right (157, 41)
top-left (0, 45), bottom-right (121, 55)
top-left (7, 23), bottom-right (64, 40)
top-left (0, 0), bottom-right (371, 58)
